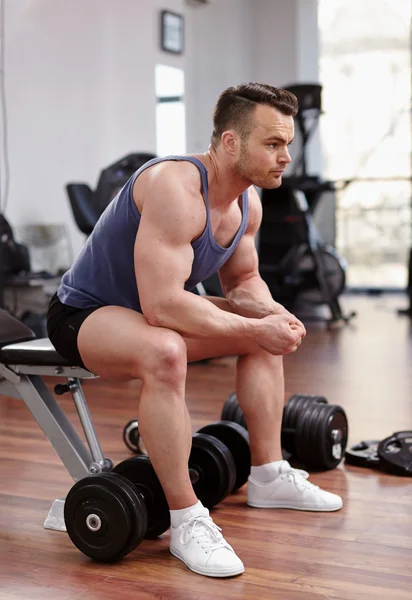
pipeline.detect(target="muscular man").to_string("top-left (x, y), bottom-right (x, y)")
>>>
top-left (47, 82), bottom-right (342, 578)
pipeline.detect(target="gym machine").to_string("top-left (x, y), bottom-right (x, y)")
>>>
top-left (258, 84), bottom-right (356, 326)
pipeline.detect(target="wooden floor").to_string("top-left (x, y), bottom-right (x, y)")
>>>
top-left (0, 294), bottom-right (411, 599)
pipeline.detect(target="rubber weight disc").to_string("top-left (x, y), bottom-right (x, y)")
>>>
top-left (344, 441), bottom-right (380, 468)
top-left (377, 431), bottom-right (412, 476)
top-left (64, 473), bottom-right (147, 562)
top-left (197, 421), bottom-right (251, 491)
top-left (113, 455), bottom-right (170, 539)
top-left (190, 433), bottom-right (236, 507)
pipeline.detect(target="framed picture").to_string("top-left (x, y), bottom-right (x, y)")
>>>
top-left (160, 10), bottom-right (184, 55)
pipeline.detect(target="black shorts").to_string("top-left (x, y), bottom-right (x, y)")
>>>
top-left (47, 292), bottom-right (101, 369)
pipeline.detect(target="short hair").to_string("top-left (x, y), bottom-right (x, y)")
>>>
top-left (211, 82), bottom-right (298, 148)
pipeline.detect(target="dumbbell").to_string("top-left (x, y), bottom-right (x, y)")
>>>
top-left (123, 418), bottom-right (251, 506)
top-left (221, 392), bottom-right (348, 470)
top-left (196, 420), bottom-right (251, 506)
top-left (64, 454), bottom-right (170, 562)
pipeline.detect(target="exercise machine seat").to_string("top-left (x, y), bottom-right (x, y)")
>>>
top-left (66, 183), bottom-right (99, 236)
top-left (0, 338), bottom-right (72, 367)
top-left (0, 309), bottom-right (70, 366)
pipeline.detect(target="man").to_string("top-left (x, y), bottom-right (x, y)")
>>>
top-left (47, 82), bottom-right (343, 578)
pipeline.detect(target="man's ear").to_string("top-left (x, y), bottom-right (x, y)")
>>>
top-left (221, 130), bottom-right (240, 156)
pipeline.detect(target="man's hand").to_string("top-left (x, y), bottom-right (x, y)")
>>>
top-left (255, 313), bottom-right (305, 355)
top-left (271, 303), bottom-right (307, 340)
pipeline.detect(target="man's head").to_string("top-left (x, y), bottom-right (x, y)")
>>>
top-left (211, 82), bottom-right (298, 188)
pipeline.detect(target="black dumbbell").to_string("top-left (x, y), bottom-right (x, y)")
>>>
top-left (221, 392), bottom-right (348, 470)
top-left (197, 421), bottom-right (251, 493)
top-left (64, 454), bottom-right (170, 562)
top-left (189, 431), bottom-right (236, 508)
top-left (281, 394), bottom-right (328, 456)
top-left (122, 418), bottom-right (250, 504)
top-left (123, 418), bottom-right (146, 454)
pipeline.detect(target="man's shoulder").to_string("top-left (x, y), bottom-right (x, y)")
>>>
top-left (146, 157), bottom-right (204, 192)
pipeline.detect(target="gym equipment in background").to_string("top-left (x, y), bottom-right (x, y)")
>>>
top-left (66, 153), bottom-right (157, 236)
top-left (258, 84), bottom-right (356, 326)
top-left (93, 153), bottom-right (157, 215)
top-left (345, 431), bottom-right (412, 476)
top-left (221, 391), bottom-right (348, 471)
top-left (344, 441), bottom-right (380, 469)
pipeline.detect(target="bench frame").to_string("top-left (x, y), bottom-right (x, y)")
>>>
top-left (0, 341), bottom-right (113, 532)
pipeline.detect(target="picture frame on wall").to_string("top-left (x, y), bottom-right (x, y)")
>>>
top-left (160, 10), bottom-right (184, 55)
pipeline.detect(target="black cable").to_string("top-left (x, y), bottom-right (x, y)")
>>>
top-left (0, 0), bottom-right (10, 213)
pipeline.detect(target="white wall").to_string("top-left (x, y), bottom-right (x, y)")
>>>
top-left (3, 0), bottom-right (185, 261)
top-left (185, 0), bottom-right (320, 173)
top-left (185, 0), bottom-right (254, 153)
top-left (1, 0), bottom-right (320, 266)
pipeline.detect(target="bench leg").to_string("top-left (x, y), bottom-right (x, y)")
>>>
top-left (14, 374), bottom-right (94, 481)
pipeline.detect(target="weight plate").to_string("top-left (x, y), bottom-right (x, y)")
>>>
top-left (221, 392), bottom-right (239, 422)
top-left (64, 473), bottom-right (146, 562)
top-left (113, 455), bottom-right (170, 539)
top-left (287, 394), bottom-right (328, 429)
top-left (197, 421), bottom-right (251, 491)
top-left (300, 402), bottom-right (322, 467)
top-left (284, 394), bottom-right (305, 430)
top-left (190, 433), bottom-right (236, 507)
top-left (313, 405), bottom-right (348, 470)
top-left (295, 404), bottom-right (347, 470)
top-left (283, 394), bottom-right (328, 456)
top-left (123, 419), bottom-right (146, 454)
top-left (324, 406), bottom-right (348, 469)
top-left (283, 395), bottom-right (313, 454)
top-left (345, 440), bottom-right (380, 468)
top-left (377, 431), bottom-right (412, 476)
top-left (107, 474), bottom-right (148, 560)
top-left (294, 402), bottom-right (323, 467)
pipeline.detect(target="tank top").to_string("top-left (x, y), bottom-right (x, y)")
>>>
top-left (58, 156), bottom-right (249, 312)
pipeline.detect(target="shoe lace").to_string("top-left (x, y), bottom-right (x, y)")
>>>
top-left (281, 466), bottom-right (320, 492)
top-left (180, 515), bottom-right (228, 553)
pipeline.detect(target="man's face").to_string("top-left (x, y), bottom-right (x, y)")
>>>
top-left (234, 104), bottom-right (294, 189)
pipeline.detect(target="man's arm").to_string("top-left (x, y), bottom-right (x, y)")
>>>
top-left (133, 163), bottom-right (261, 341)
top-left (218, 186), bottom-right (290, 319)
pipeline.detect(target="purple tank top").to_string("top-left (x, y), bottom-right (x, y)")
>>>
top-left (58, 156), bottom-right (249, 312)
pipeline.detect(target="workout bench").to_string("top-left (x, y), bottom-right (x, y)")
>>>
top-left (0, 308), bottom-right (113, 532)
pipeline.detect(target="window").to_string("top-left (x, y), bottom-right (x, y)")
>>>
top-left (318, 0), bottom-right (411, 289)
top-left (155, 64), bottom-right (186, 156)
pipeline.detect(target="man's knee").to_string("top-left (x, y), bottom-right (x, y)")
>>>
top-left (141, 330), bottom-right (187, 386)
top-left (239, 346), bottom-right (284, 370)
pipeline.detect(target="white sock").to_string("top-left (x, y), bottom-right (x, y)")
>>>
top-left (250, 460), bottom-right (287, 483)
top-left (170, 500), bottom-right (204, 528)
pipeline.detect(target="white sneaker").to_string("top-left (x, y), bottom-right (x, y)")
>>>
top-left (169, 506), bottom-right (244, 577)
top-left (247, 460), bottom-right (343, 512)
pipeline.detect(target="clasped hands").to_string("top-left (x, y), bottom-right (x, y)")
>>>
top-left (257, 302), bottom-right (306, 356)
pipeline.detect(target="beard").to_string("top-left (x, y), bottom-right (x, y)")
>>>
top-left (234, 144), bottom-right (282, 189)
